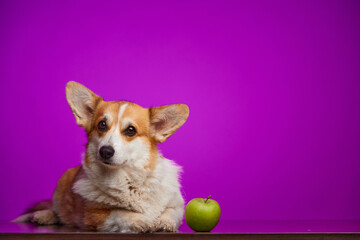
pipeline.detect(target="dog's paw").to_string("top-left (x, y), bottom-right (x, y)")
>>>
top-left (32, 210), bottom-right (58, 225)
top-left (103, 214), bottom-right (154, 233)
top-left (151, 217), bottom-right (178, 232)
top-left (127, 217), bottom-right (154, 233)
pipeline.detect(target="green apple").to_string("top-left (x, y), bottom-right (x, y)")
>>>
top-left (185, 195), bottom-right (221, 232)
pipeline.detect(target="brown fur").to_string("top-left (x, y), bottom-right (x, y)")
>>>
top-left (89, 101), bottom-right (121, 138)
top-left (146, 141), bottom-right (159, 170)
top-left (52, 166), bottom-right (111, 230)
top-left (33, 210), bottom-right (58, 225)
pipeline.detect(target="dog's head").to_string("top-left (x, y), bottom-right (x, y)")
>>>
top-left (65, 81), bottom-right (189, 170)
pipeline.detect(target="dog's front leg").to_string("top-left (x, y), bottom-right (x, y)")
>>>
top-left (152, 191), bottom-right (184, 232)
top-left (101, 209), bottom-right (155, 233)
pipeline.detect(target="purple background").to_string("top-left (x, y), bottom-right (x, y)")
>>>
top-left (0, 0), bottom-right (359, 222)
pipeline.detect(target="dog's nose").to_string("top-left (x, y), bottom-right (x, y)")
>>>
top-left (99, 146), bottom-right (115, 159)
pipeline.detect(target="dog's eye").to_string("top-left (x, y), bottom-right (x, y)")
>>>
top-left (124, 126), bottom-right (136, 137)
top-left (98, 120), bottom-right (107, 131)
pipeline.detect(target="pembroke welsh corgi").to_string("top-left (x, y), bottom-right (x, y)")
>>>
top-left (14, 81), bottom-right (189, 232)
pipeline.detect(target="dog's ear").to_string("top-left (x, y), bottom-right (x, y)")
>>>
top-left (149, 104), bottom-right (189, 143)
top-left (65, 81), bottom-right (102, 130)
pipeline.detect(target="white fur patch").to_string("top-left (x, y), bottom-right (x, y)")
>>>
top-left (73, 156), bottom-right (184, 232)
top-left (101, 209), bottom-right (154, 232)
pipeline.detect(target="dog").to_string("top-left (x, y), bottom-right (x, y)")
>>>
top-left (14, 81), bottom-right (189, 232)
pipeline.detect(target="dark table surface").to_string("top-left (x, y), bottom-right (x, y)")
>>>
top-left (1, 220), bottom-right (360, 239)
top-left (1, 220), bottom-right (360, 233)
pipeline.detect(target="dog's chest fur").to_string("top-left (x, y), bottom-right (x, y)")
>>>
top-left (73, 156), bottom-right (181, 219)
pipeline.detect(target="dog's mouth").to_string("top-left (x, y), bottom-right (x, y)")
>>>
top-left (102, 160), bottom-right (114, 165)
top-left (98, 159), bottom-right (127, 167)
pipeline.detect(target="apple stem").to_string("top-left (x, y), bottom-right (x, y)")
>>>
top-left (205, 195), bottom-right (211, 203)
